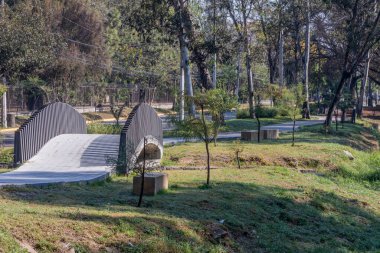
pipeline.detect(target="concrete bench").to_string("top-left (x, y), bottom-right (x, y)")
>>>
top-left (241, 131), bottom-right (264, 141)
top-left (241, 129), bottom-right (279, 141)
top-left (263, 129), bottom-right (279, 139)
top-left (133, 173), bottom-right (168, 196)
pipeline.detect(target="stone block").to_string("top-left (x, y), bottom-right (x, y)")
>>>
top-left (133, 173), bottom-right (168, 196)
top-left (263, 129), bottom-right (279, 139)
top-left (7, 113), bottom-right (16, 128)
top-left (241, 131), bottom-right (264, 141)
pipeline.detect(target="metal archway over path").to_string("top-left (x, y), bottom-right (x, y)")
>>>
top-left (0, 102), bottom-right (163, 187)
top-left (119, 103), bottom-right (163, 169)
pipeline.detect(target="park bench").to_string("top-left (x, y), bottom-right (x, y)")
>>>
top-left (133, 173), bottom-right (168, 196)
top-left (241, 129), bottom-right (279, 141)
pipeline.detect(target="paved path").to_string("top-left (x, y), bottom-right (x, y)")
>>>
top-left (163, 119), bottom-right (324, 145)
top-left (0, 134), bottom-right (119, 186)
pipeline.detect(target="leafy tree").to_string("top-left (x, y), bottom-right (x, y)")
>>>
top-left (278, 85), bottom-right (303, 146)
top-left (110, 88), bottom-right (129, 125)
top-left (323, 0), bottom-right (380, 126)
top-left (176, 89), bottom-right (236, 186)
top-left (206, 89), bottom-right (238, 146)
top-left (0, 1), bottom-right (62, 81)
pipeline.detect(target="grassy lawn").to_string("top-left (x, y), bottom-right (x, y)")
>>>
top-left (0, 123), bottom-right (379, 252)
top-left (224, 117), bottom-right (291, 132)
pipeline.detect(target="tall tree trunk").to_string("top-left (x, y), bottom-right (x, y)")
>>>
top-left (246, 47), bottom-right (255, 118)
top-left (303, 0), bottom-right (311, 119)
top-left (179, 65), bottom-right (185, 121)
top-left (267, 47), bottom-right (276, 84)
top-left (235, 45), bottom-right (242, 97)
top-left (243, 14), bottom-right (254, 118)
top-left (212, 0), bottom-right (217, 89)
top-left (2, 77), bottom-right (7, 128)
top-left (368, 80), bottom-right (373, 107)
top-left (349, 75), bottom-right (357, 100)
top-left (279, 28), bottom-right (285, 87)
top-left (212, 54), bottom-right (217, 89)
top-left (177, 0), bottom-right (195, 117)
top-left (1, 0), bottom-right (6, 128)
top-left (357, 52), bottom-right (371, 118)
top-left (326, 71), bottom-right (351, 126)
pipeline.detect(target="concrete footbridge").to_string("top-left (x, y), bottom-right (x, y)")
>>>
top-left (0, 102), bottom-right (163, 187)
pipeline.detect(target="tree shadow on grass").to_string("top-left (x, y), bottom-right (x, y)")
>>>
top-left (1, 180), bottom-right (380, 252)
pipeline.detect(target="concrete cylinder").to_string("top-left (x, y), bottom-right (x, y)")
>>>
top-left (6, 113), bottom-right (16, 128)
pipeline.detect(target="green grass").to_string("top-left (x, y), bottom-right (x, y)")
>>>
top-left (224, 117), bottom-right (291, 132)
top-left (0, 122), bottom-right (379, 252)
top-left (164, 117), bottom-right (291, 137)
top-left (87, 123), bottom-right (123, 134)
top-left (0, 167), bottom-right (378, 252)
top-left (164, 123), bottom-right (380, 187)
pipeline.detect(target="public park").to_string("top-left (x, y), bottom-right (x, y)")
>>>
top-left (0, 0), bottom-right (380, 252)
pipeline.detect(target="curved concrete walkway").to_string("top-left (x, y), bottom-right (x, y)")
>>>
top-left (0, 134), bottom-right (119, 187)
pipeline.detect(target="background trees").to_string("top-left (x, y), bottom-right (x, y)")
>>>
top-left (0, 0), bottom-right (379, 125)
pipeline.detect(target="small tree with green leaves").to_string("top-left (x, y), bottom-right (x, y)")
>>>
top-left (175, 90), bottom-right (237, 186)
top-left (207, 89), bottom-right (238, 146)
top-left (278, 85), bottom-right (303, 146)
top-left (110, 88), bottom-right (129, 125)
top-left (232, 140), bottom-right (244, 169)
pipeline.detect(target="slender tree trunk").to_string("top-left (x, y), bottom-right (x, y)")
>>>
top-left (137, 137), bottom-right (146, 207)
top-left (242, 7), bottom-right (255, 118)
top-left (212, 0), bottom-right (217, 89)
top-left (182, 45), bottom-right (195, 117)
top-left (179, 62), bottom-right (185, 121)
top-left (357, 52), bottom-right (371, 118)
top-left (325, 71), bottom-right (351, 126)
top-left (303, 0), bottom-right (311, 119)
top-left (292, 113), bottom-right (296, 146)
top-left (206, 140), bottom-right (210, 185)
top-left (368, 80), bottom-right (373, 107)
top-left (279, 28), bottom-right (285, 87)
top-left (2, 77), bottom-right (7, 128)
top-left (235, 46), bottom-right (242, 97)
top-left (1, 1), bottom-right (5, 128)
top-left (349, 75), bottom-right (357, 100)
top-left (257, 116), bottom-right (261, 143)
top-left (236, 151), bottom-right (241, 169)
top-left (200, 105), bottom-right (211, 185)
top-left (246, 50), bottom-right (255, 119)
top-left (212, 54), bottom-right (217, 89)
top-left (268, 47), bottom-right (275, 84)
top-left (177, 0), bottom-right (195, 117)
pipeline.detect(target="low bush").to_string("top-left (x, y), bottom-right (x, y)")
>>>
top-left (237, 107), bottom-right (279, 119)
top-left (0, 148), bottom-right (13, 166)
top-left (87, 124), bottom-right (122, 134)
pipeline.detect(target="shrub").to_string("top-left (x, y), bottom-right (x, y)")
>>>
top-left (0, 148), bottom-right (13, 166)
top-left (276, 106), bottom-right (291, 117)
top-left (309, 103), bottom-right (320, 115)
top-left (87, 124), bottom-right (122, 134)
top-left (256, 107), bottom-right (278, 118)
top-left (237, 108), bottom-right (250, 119)
top-left (237, 107), bottom-right (278, 119)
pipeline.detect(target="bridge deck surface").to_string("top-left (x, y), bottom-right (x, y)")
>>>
top-left (0, 134), bottom-right (119, 186)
